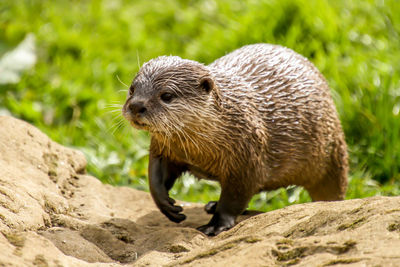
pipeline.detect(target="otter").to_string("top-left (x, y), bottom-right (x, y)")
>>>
top-left (122, 44), bottom-right (348, 236)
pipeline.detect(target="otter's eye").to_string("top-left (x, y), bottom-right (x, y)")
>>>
top-left (160, 92), bottom-right (174, 103)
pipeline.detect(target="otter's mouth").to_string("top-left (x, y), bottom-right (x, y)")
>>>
top-left (122, 108), bottom-right (150, 130)
top-left (129, 119), bottom-right (150, 130)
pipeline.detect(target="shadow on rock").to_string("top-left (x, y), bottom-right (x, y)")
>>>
top-left (43, 206), bottom-right (263, 264)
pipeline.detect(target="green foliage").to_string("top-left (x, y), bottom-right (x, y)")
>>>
top-left (0, 0), bottom-right (399, 211)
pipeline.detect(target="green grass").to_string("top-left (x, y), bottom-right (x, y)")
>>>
top-left (1, 0), bottom-right (399, 211)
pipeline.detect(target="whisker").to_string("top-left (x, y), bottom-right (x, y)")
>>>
top-left (104, 104), bottom-right (123, 108)
top-left (108, 117), bottom-right (126, 135)
top-left (103, 109), bottom-right (123, 115)
top-left (111, 120), bottom-right (125, 135)
top-left (116, 75), bottom-right (129, 88)
top-left (136, 50), bottom-right (141, 68)
top-left (105, 100), bottom-right (124, 104)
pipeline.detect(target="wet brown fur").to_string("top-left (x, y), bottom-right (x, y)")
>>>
top-left (123, 44), bottom-right (348, 206)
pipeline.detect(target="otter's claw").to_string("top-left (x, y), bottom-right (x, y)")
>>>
top-left (156, 195), bottom-right (186, 223)
top-left (197, 212), bottom-right (235, 236)
top-left (197, 224), bottom-right (230, 236)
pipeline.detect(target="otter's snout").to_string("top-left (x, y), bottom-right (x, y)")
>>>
top-left (123, 100), bottom-right (150, 129)
top-left (128, 101), bottom-right (147, 116)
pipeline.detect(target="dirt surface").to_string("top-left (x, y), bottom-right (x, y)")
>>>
top-left (0, 115), bottom-right (399, 266)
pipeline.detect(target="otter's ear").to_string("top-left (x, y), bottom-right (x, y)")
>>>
top-left (199, 77), bottom-right (214, 94)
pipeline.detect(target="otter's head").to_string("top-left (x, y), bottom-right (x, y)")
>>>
top-left (122, 56), bottom-right (218, 136)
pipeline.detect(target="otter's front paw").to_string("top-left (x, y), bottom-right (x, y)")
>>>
top-left (157, 195), bottom-right (186, 223)
top-left (197, 213), bottom-right (235, 236)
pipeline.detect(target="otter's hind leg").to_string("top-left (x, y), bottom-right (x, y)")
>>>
top-left (306, 170), bottom-right (347, 201)
top-left (306, 139), bottom-right (348, 201)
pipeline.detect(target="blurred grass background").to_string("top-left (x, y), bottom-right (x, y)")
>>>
top-left (0, 0), bottom-right (399, 211)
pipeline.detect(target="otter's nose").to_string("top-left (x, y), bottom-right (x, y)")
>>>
top-left (128, 101), bottom-right (147, 116)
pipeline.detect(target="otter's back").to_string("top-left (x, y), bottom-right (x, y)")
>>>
top-left (209, 44), bottom-right (327, 93)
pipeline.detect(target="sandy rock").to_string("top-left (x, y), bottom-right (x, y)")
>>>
top-left (0, 115), bottom-right (399, 266)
